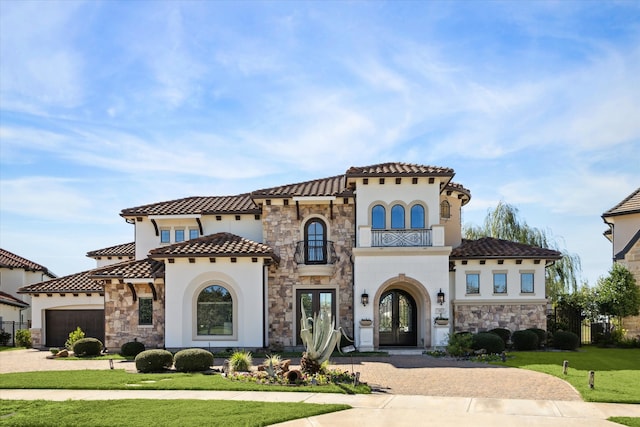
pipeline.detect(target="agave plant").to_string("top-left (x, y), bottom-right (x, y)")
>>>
top-left (299, 302), bottom-right (343, 374)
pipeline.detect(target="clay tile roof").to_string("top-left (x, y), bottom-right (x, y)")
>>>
top-left (0, 248), bottom-right (55, 277)
top-left (120, 194), bottom-right (259, 217)
top-left (18, 270), bottom-right (103, 294)
top-left (252, 175), bottom-right (352, 198)
top-left (346, 162), bottom-right (454, 177)
top-left (0, 291), bottom-right (29, 308)
top-left (91, 258), bottom-right (165, 280)
top-left (450, 237), bottom-right (562, 260)
top-left (86, 242), bottom-right (135, 258)
top-left (603, 188), bottom-right (640, 217)
top-left (443, 181), bottom-right (472, 205)
top-left (149, 232), bottom-right (278, 261)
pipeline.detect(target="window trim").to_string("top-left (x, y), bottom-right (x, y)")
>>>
top-left (304, 218), bottom-right (328, 264)
top-left (193, 282), bottom-right (238, 340)
top-left (492, 271), bottom-right (507, 294)
top-left (440, 200), bottom-right (451, 219)
top-left (520, 271), bottom-right (535, 294)
top-left (175, 229), bottom-right (185, 243)
top-left (466, 272), bottom-right (480, 295)
top-left (160, 229), bottom-right (170, 243)
top-left (391, 204), bottom-right (405, 229)
top-left (410, 204), bottom-right (425, 229)
top-left (372, 204), bottom-right (386, 229)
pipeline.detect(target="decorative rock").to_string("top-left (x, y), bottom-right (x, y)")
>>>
top-left (55, 349), bottom-right (69, 358)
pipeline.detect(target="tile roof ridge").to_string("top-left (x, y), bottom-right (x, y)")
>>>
top-left (603, 187), bottom-right (640, 217)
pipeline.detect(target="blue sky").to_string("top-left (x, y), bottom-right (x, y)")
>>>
top-left (1, 0), bottom-right (639, 288)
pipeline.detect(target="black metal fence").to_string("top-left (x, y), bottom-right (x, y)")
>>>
top-left (0, 321), bottom-right (30, 346)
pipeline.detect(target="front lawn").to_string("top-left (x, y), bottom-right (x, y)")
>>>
top-left (0, 399), bottom-right (350, 427)
top-left (0, 369), bottom-right (370, 394)
top-left (494, 346), bottom-right (640, 403)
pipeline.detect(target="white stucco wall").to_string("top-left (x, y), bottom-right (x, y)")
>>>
top-left (608, 213), bottom-right (640, 258)
top-left (163, 257), bottom-right (266, 349)
top-left (452, 259), bottom-right (547, 301)
top-left (133, 215), bottom-right (263, 260)
top-left (0, 304), bottom-right (23, 323)
top-left (93, 257), bottom-right (134, 268)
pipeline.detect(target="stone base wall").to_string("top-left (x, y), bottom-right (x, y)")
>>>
top-left (30, 328), bottom-right (42, 349)
top-left (104, 280), bottom-right (165, 351)
top-left (453, 302), bottom-right (547, 333)
top-left (264, 203), bottom-right (355, 348)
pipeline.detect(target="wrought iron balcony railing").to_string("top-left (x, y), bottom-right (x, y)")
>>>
top-left (294, 240), bottom-right (337, 265)
top-left (371, 229), bottom-right (432, 247)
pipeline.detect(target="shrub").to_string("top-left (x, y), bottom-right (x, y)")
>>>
top-left (552, 331), bottom-right (579, 350)
top-left (446, 332), bottom-right (473, 357)
top-left (174, 348), bottom-right (214, 372)
top-left (228, 350), bottom-right (252, 372)
top-left (121, 340), bottom-right (146, 357)
top-left (488, 328), bottom-right (511, 347)
top-left (72, 338), bottom-right (103, 356)
top-left (526, 328), bottom-right (547, 348)
top-left (511, 330), bottom-right (539, 351)
top-left (135, 349), bottom-right (174, 373)
top-left (0, 330), bottom-right (11, 346)
top-left (15, 329), bottom-right (31, 348)
top-left (65, 327), bottom-right (85, 350)
top-left (50, 348), bottom-right (60, 355)
top-left (472, 332), bottom-right (505, 354)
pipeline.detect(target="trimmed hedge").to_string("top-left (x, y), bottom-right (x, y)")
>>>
top-left (553, 331), bottom-right (580, 350)
top-left (527, 328), bottom-right (547, 348)
top-left (472, 332), bottom-right (505, 354)
top-left (135, 349), bottom-right (174, 373)
top-left (121, 341), bottom-right (146, 357)
top-left (511, 330), bottom-right (539, 351)
top-left (174, 348), bottom-right (214, 372)
top-left (72, 338), bottom-right (103, 356)
top-left (488, 328), bottom-right (511, 347)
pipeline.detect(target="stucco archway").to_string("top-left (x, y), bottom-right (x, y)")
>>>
top-left (372, 274), bottom-right (432, 349)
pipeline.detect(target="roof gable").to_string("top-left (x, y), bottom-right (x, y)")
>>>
top-left (450, 237), bottom-right (562, 260)
top-left (0, 248), bottom-right (55, 277)
top-left (603, 188), bottom-right (640, 217)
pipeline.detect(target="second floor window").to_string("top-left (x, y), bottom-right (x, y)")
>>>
top-left (466, 273), bottom-right (480, 294)
top-left (160, 229), bottom-right (170, 243)
top-left (391, 204), bottom-right (405, 229)
top-left (521, 273), bottom-right (534, 293)
top-left (493, 273), bottom-right (507, 294)
top-left (410, 205), bottom-right (425, 229)
top-left (305, 219), bottom-right (327, 264)
top-left (175, 229), bottom-right (185, 242)
top-left (189, 229), bottom-right (199, 240)
top-left (372, 205), bottom-right (385, 229)
top-left (440, 200), bottom-right (451, 219)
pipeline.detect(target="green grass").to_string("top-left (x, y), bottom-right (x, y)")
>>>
top-left (493, 346), bottom-right (640, 403)
top-left (0, 399), bottom-right (350, 427)
top-left (0, 347), bottom-right (24, 352)
top-left (0, 369), bottom-right (370, 394)
top-left (609, 417), bottom-right (640, 427)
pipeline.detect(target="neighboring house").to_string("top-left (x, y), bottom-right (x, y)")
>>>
top-left (0, 248), bottom-right (56, 326)
top-left (20, 162), bottom-right (561, 351)
top-left (602, 187), bottom-right (640, 337)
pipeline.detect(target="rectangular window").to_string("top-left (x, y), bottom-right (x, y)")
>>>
top-left (160, 229), bottom-right (170, 243)
top-left (466, 273), bottom-right (480, 294)
top-left (189, 229), bottom-right (199, 239)
top-left (175, 229), bottom-right (185, 242)
top-left (521, 272), bottom-right (534, 293)
top-left (493, 273), bottom-right (507, 294)
top-left (139, 298), bottom-right (153, 325)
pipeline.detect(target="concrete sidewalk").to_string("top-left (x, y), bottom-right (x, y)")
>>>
top-left (1, 389), bottom-right (638, 426)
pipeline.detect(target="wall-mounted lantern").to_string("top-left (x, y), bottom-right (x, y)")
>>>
top-left (361, 290), bottom-right (369, 306)
top-left (437, 288), bottom-right (445, 305)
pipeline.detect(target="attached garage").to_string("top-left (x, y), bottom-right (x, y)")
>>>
top-left (45, 309), bottom-right (105, 347)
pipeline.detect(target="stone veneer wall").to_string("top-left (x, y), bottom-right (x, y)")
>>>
top-left (103, 280), bottom-right (165, 351)
top-left (264, 203), bottom-right (354, 348)
top-left (30, 328), bottom-right (42, 348)
top-left (453, 303), bottom-right (547, 333)
top-left (620, 239), bottom-right (640, 338)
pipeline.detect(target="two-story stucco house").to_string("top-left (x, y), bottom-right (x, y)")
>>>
top-left (20, 162), bottom-right (561, 351)
top-left (602, 187), bottom-right (640, 337)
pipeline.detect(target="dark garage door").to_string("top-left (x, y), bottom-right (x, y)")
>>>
top-left (45, 310), bottom-right (105, 347)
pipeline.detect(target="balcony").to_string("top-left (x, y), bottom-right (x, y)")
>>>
top-left (372, 229), bottom-right (432, 247)
top-left (359, 225), bottom-right (445, 248)
top-left (294, 241), bottom-right (337, 277)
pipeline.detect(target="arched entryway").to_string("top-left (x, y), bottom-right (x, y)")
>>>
top-left (379, 289), bottom-right (417, 346)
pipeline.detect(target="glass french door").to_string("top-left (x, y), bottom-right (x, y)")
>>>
top-left (378, 289), bottom-right (417, 346)
top-left (296, 289), bottom-right (336, 345)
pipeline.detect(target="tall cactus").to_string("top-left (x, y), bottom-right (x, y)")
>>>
top-left (299, 302), bottom-right (342, 374)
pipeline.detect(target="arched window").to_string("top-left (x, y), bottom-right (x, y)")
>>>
top-left (372, 205), bottom-right (386, 229)
top-left (197, 285), bottom-right (232, 336)
top-left (305, 219), bottom-right (327, 264)
top-left (410, 205), bottom-right (425, 229)
top-left (440, 200), bottom-right (451, 219)
top-left (391, 204), bottom-right (405, 229)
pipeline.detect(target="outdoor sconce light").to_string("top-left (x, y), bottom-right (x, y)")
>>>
top-left (361, 291), bottom-right (369, 306)
top-left (437, 288), bottom-right (445, 305)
